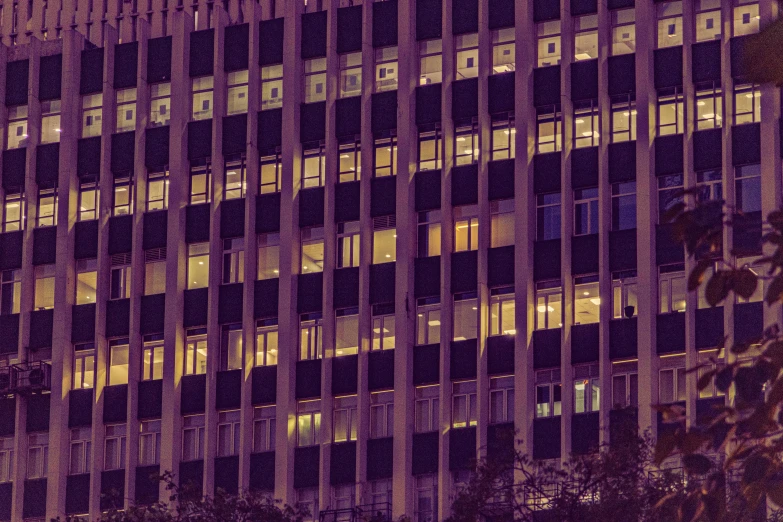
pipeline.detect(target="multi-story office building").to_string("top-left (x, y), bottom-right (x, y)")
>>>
top-left (0, 0), bottom-right (777, 520)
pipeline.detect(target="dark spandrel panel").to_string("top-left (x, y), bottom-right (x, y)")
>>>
top-left (534, 239), bottom-right (560, 281)
top-left (371, 91), bottom-right (397, 134)
top-left (533, 152), bottom-right (561, 194)
top-left (412, 432), bottom-right (439, 475)
top-left (2, 147), bottom-right (27, 189)
top-left (147, 36), bottom-right (172, 83)
top-left (488, 246), bottom-right (514, 288)
top-left (0, 398), bottom-right (14, 436)
top-left (80, 47), bottom-right (104, 95)
top-left (367, 437), bottom-right (393, 480)
top-left (487, 335), bottom-right (514, 375)
top-left (188, 119), bottom-right (213, 160)
top-left (77, 136), bottom-right (101, 178)
top-left (487, 423), bottom-right (515, 464)
top-left (571, 0), bottom-right (597, 15)
top-left (28, 309), bottom-right (54, 350)
top-left (607, 0), bottom-right (634, 8)
top-left (533, 417), bottom-right (561, 460)
top-left (534, 0), bottom-right (560, 23)
top-left (181, 374), bottom-right (207, 414)
top-left (111, 131), bottom-right (135, 174)
top-left (488, 72), bottom-right (514, 114)
top-left (39, 54), bottom-right (63, 101)
top-left (179, 460), bottom-right (204, 499)
top-left (218, 283), bottom-right (243, 325)
top-left (656, 223), bottom-right (684, 265)
top-left (224, 23), bottom-right (250, 72)
top-left (256, 192), bottom-right (281, 234)
top-left (452, 163), bottom-right (478, 206)
top-left (609, 318), bottom-right (637, 359)
top-left (654, 134), bottom-right (683, 176)
top-left (214, 456), bottom-right (239, 495)
top-left (452, 0), bottom-right (478, 35)
top-left (106, 299), bottom-right (131, 338)
top-left (334, 267), bottom-right (359, 309)
top-left (450, 339), bottom-right (477, 380)
top-left (332, 354), bottom-right (358, 397)
top-left (142, 210), bottom-right (168, 251)
top-left (735, 302), bottom-right (763, 345)
top-left (654, 46), bottom-right (683, 89)
top-left (114, 42), bottom-right (138, 89)
top-left (608, 54), bottom-right (635, 96)
top-left (0, 315), bottom-right (19, 355)
top-left (337, 5), bottom-right (363, 54)
top-left (692, 40), bottom-right (721, 83)
top-left (572, 233), bottom-right (598, 275)
top-left (452, 77), bottom-right (478, 120)
top-left (373, 0), bottom-right (398, 47)
top-left (185, 203), bottom-right (211, 244)
top-left (571, 412), bottom-right (599, 455)
top-left (297, 273), bottom-right (323, 314)
top-left (451, 250), bottom-right (478, 293)
top-left (413, 343), bottom-right (439, 385)
top-left (108, 214), bottom-right (133, 255)
top-left (732, 122), bottom-right (761, 166)
top-left (35, 142), bottom-right (59, 185)
top-left (488, 159), bottom-right (514, 200)
top-left (138, 379), bottom-right (163, 419)
top-left (610, 408), bottom-right (638, 448)
top-left (414, 256), bottom-right (441, 298)
top-left (693, 128), bottom-right (722, 171)
top-left (100, 470), bottom-right (125, 511)
top-left (734, 212), bottom-right (762, 256)
top-left (571, 146), bottom-right (598, 189)
top-left (145, 125), bottom-right (170, 168)
top-left (0, 481), bottom-right (10, 520)
top-left (135, 465), bottom-right (161, 505)
top-left (258, 108), bottom-right (283, 150)
top-left (23, 478), bottom-right (47, 519)
top-left (296, 359), bottom-right (322, 399)
top-left (533, 65), bottom-right (560, 107)
top-left (695, 306), bottom-right (724, 350)
top-left (26, 393), bottom-right (50, 432)
top-left (103, 384), bottom-right (128, 424)
top-left (371, 176), bottom-right (397, 217)
top-left (370, 262), bottom-right (396, 305)
top-left (71, 303), bottom-right (96, 344)
top-left (68, 388), bottom-right (93, 428)
top-left (571, 323), bottom-right (599, 364)
top-left (301, 11), bottom-right (328, 59)
top-left (571, 59), bottom-right (598, 101)
top-left (300, 101), bottom-right (326, 143)
top-left (252, 365), bottom-right (277, 405)
top-left (250, 452), bottom-right (275, 491)
top-left (184, 288), bottom-right (209, 328)
top-left (335, 96), bottom-right (362, 138)
top-left (368, 349), bottom-right (394, 390)
top-left (608, 141), bottom-right (636, 183)
top-left (533, 328), bottom-right (561, 369)
top-left (730, 35), bottom-right (752, 79)
top-left (416, 0), bottom-right (443, 40)
top-left (222, 113), bottom-right (248, 156)
top-left (259, 18), bottom-right (285, 66)
top-left (415, 169), bottom-right (442, 211)
top-left (215, 370), bottom-right (242, 411)
top-left (5, 59), bottom-right (29, 106)
top-left (299, 186), bottom-right (325, 228)
top-left (656, 312), bottom-right (685, 354)
top-left (254, 278), bottom-right (279, 319)
top-left (609, 229), bottom-right (637, 272)
top-left (294, 446), bottom-right (320, 488)
top-left (220, 198), bottom-right (245, 239)
top-left (415, 84), bottom-right (442, 126)
top-left (449, 427), bottom-right (476, 470)
top-left (32, 226), bottom-right (57, 266)
top-left (190, 29), bottom-right (215, 77)
top-left (488, 0), bottom-right (514, 29)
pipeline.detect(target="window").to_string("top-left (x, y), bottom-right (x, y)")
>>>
top-left (611, 8), bottom-right (636, 55)
top-left (139, 420), bottom-right (161, 466)
top-left (144, 248), bottom-right (167, 295)
top-left (227, 70), bottom-right (249, 115)
top-left (297, 400), bottom-right (321, 446)
top-left (696, 83), bottom-right (723, 129)
top-left (735, 83), bottom-right (761, 124)
top-left (574, 188), bottom-right (598, 236)
top-left (113, 175), bottom-right (133, 216)
top-left (416, 298), bottom-right (441, 345)
top-left (0, 269), bottom-right (21, 315)
top-left (222, 238), bottom-right (245, 284)
top-left (574, 102), bottom-right (599, 148)
top-left (372, 304), bottom-right (396, 351)
top-left (698, 353), bottom-right (727, 398)
top-left (141, 336), bottom-right (163, 381)
top-left (7, 105), bottom-right (28, 149)
top-left (82, 93), bottom-right (103, 137)
top-left (696, 169), bottom-right (723, 203)
top-left (260, 152), bottom-right (282, 193)
top-left (36, 185), bottom-right (57, 227)
top-left (696, 0), bottom-right (721, 41)
top-left (190, 159), bottom-right (212, 204)
top-left (452, 381), bottom-right (477, 428)
top-left (535, 369), bottom-right (562, 418)
top-left (537, 193), bottom-right (561, 241)
top-left (339, 140), bottom-right (361, 182)
top-left (536, 281), bottom-right (562, 330)
top-left (187, 242), bottom-right (210, 289)
top-left (340, 52), bottom-right (362, 98)
top-left (2, 191), bottom-right (24, 232)
top-left (735, 163), bottom-right (761, 213)
top-left (192, 76), bottom-right (214, 120)
top-left (418, 127), bottom-right (442, 171)
top-left (537, 21), bottom-right (561, 67)
top-left (300, 313), bottom-right (323, 361)
top-left (611, 96), bottom-right (636, 142)
top-left (216, 410), bottom-right (241, 457)
top-left (536, 106), bottom-right (562, 153)
top-left (298, 488), bottom-right (320, 522)
top-left (455, 33), bottom-right (478, 79)
top-left (220, 324), bottom-right (243, 371)
top-left (256, 319), bottom-right (279, 366)
top-left (658, 173), bottom-right (684, 222)
top-left (454, 292), bottom-right (478, 341)
top-left (612, 271), bottom-right (638, 318)
top-left (369, 479), bottom-right (392, 513)
top-left (224, 155), bottom-right (246, 200)
top-left (657, 1), bottom-right (683, 48)
top-left (185, 329), bottom-right (208, 375)
top-left (261, 65), bottom-right (283, 109)
top-left (335, 308), bottom-right (359, 357)
top-left (415, 475), bottom-right (438, 522)
top-left (258, 233), bottom-right (280, 279)
top-left (375, 47), bottom-right (398, 92)
top-left (490, 376), bottom-right (515, 424)
top-left (659, 266), bottom-right (686, 313)
top-left (73, 344), bottom-right (95, 389)
top-left (69, 427), bottom-right (92, 475)
top-left (0, 438), bottom-right (12, 483)
top-left (104, 424), bottom-right (126, 470)
top-left (414, 385), bottom-right (439, 433)
top-left (733, 0), bottom-right (759, 36)
top-left (574, 364), bottom-right (600, 413)
top-left (304, 58), bottom-right (327, 103)
top-left (454, 205), bottom-right (479, 252)
top-left (491, 116), bottom-right (515, 160)
top-left (110, 255), bottom-right (132, 300)
top-left (34, 264), bottom-right (55, 310)
top-left (659, 362), bottom-right (687, 403)
top-left (574, 15), bottom-right (598, 60)
top-left (108, 339), bottom-right (129, 385)
top-left (455, 122), bottom-right (479, 165)
top-left (76, 258), bottom-right (97, 304)
top-left (490, 199), bottom-right (514, 248)
top-left (574, 275), bottom-right (600, 325)
top-left (490, 287), bottom-right (516, 336)
top-left (337, 221), bottom-right (360, 268)
top-left (417, 210), bottom-right (442, 258)
top-left (658, 88), bottom-right (684, 135)
top-left (370, 391), bottom-right (394, 438)
top-left (146, 169), bottom-right (169, 211)
top-left (78, 179), bottom-right (98, 221)
top-left (182, 415), bottom-right (205, 461)
top-left (612, 361), bottom-right (638, 409)
top-left (150, 82), bottom-right (171, 127)
top-left (116, 88), bottom-right (137, 132)
top-left (374, 135), bottom-right (397, 177)
top-left (419, 39), bottom-right (443, 85)
top-left (491, 28), bottom-right (515, 73)
top-left (373, 216), bottom-right (397, 263)
top-left (302, 226), bottom-right (325, 273)
top-left (27, 433), bottom-right (49, 479)
top-left (40, 99), bottom-right (61, 143)
top-left (303, 144), bottom-right (326, 188)
top-left (333, 395), bottom-right (358, 442)
top-left (611, 181), bottom-right (636, 231)
top-left (253, 406), bottom-right (276, 452)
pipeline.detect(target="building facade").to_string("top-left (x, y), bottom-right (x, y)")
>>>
top-left (0, 0), bottom-right (779, 520)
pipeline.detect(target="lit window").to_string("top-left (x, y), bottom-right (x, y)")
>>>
top-left (78, 179), bottom-right (99, 221)
top-left (574, 275), bottom-right (600, 325)
top-left (108, 339), bottom-right (129, 386)
top-left (182, 415), bottom-right (205, 461)
top-left (733, 0), bottom-right (759, 36)
top-left (611, 181), bottom-right (637, 231)
top-left (535, 369), bottom-right (562, 418)
top-left (536, 106), bottom-right (562, 153)
top-left (304, 58), bottom-right (327, 103)
top-left (337, 221), bottom-right (360, 268)
top-left (611, 8), bottom-right (636, 55)
top-left (335, 308), bottom-right (359, 356)
top-left (418, 210), bottom-right (442, 257)
top-left (375, 47), bottom-right (398, 92)
top-left (217, 410), bottom-right (241, 457)
top-left (222, 237), bottom-right (245, 284)
top-left (574, 15), bottom-right (598, 61)
top-left (27, 433), bottom-right (49, 479)
top-left (453, 292), bottom-right (478, 341)
top-left (696, 82), bottom-right (723, 129)
top-left (82, 93), bottom-right (103, 138)
top-left (185, 329), bottom-right (208, 375)
top-left (574, 364), bottom-right (600, 413)
top-left (374, 134), bottom-right (397, 177)
top-left (150, 82), bottom-right (171, 127)
top-left (490, 199), bottom-right (514, 248)
top-left (260, 152), bottom-right (282, 193)
top-left (187, 243), bottom-right (210, 289)
top-left (297, 400), bottom-right (321, 446)
top-left (455, 33), bottom-right (478, 79)
top-left (301, 226), bottom-right (325, 273)
top-left (0, 269), bottom-right (21, 315)
top-left (372, 304), bottom-right (395, 351)
top-left (454, 122), bottom-right (479, 165)
top-left (34, 264), bottom-right (55, 310)
top-left (255, 319), bottom-right (279, 366)
top-left (657, 88), bottom-right (684, 136)
top-left (339, 140), bottom-right (361, 183)
top-left (419, 39), bottom-right (442, 85)
top-left (490, 287), bottom-right (515, 336)
top-left (116, 88), bottom-right (137, 132)
top-left (490, 115), bottom-right (515, 160)
top-left (190, 159), bottom-right (212, 204)
top-left (535, 281), bottom-right (562, 330)
top-left (258, 233), bottom-right (280, 280)
top-left (2, 190), bottom-right (25, 232)
top-left (414, 385), bottom-right (439, 433)
top-left (104, 424), bottom-right (126, 471)
top-left (40, 99), bottom-right (61, 143)
top-left (300, 313), bottom-right (323, 361)
top-left (657, 1), bottom-right (683, 48)
top-left (69, 427), bottom-right (92, 475)
top-left (303, 144), bottom-right (326, 188)
top-left (452, 380), bottom-right (477, 428)
top-left (658, 173), bottom-right (684, 223)
top-left (333, 395), bottom-right (358, 442)
top-left (261, 65), bottom-right (283, 109)
top-left (574, 187), bottom-right (598, 236)
top-left (489, 376), bottom-right (514, 424)
top-left (659, 266), bottom-right (686, 313)
top-left (339, 52), bottom-right (362, 98)
top-left (224, 155), bottom-right (246, 199)
top-left (611, 96), bottom-right (636, 143)
top-left (536, 21), bottom-right (561, 67)
top-left (491, 28), bottom-right (515, 74)
top-left (611, 361), bottom-right (638, 409)
top-left (138, 420), bottom-right (161, 466)
top-left (110, 255), bottom-right (132, 300)
top-left (191, 76), bottom-right (214, 120)
top-left (696, 0), bottom-right (722, 41)
top-left (75, 258), bottom-right (97, 305)
top-left (220, 324), bottom-right (243, 371)
top-left (373, 216), bottom-right (397, 263)
top-left (146, 169), bottom-right (169, 211)
top-left (574, 102), bottom-right (599, 148)
top-left (612, 271), bottom-right (638, 319)
top-left (735, 163), bottom-right (761, 214)
top-left (227, 70), bottom-right (249, 115)
top-left (141, 336), bottom-right (164, 381)
top-left (370, 391), bottom-right (394, 438)
top-left (536, 193), bottom-right (561, 241)
top-left (415, 298), bottom-right (441, 345)
top-left (659, 362), bottom-right (687, 403)
top-left (36, 185), bottom-right (58, 227)
top-left (7, 105), bottom-right (29, 149)
top-left (144, 248), bottom-right (167, 296)
top-left (734, 83), bottom-right (761, 125)
top-left (454, 205), bottom-right (479, 252)
top-left (73, 344), bottom-right (95, 389)
top-left (112, 175), bottom-right (134, 216)
top-left (253, 406), bottom-right (276, 452)
top-left (418, 127), bottom-right (442, 171)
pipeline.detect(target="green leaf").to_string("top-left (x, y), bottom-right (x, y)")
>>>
top-left (732, 268), bottom-right (758, 299)
top-left (682, 454), bottom-right (712, 475)
top-left (766, 274), bottom-right (783, 306)
top-left (697, 369), bottom-right (716, 392)
top-left (742, 454), bottom-right (771, 484)
top-left (715, 365), bottom-right (734, 393)
top-left (688, 259), bottom-right (713, 292)
top-left (662, 201), bottom-right (687, 226)
top-left (705, 271), bottom-right (731, 307)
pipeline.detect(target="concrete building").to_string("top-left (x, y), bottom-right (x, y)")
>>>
top-left (0, 0), bottom-right (778, 520)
